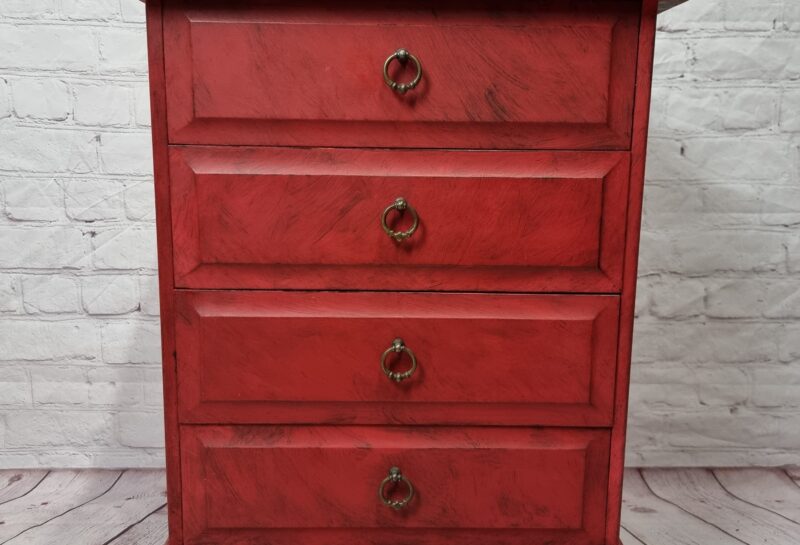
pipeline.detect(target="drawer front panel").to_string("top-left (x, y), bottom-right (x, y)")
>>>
top-left (176, 291), bottom-right (619, 426)
top-left (181, 426), bottom-right (610, 545)
top-left (163, 0), bottom-right (639, 149)
top-left (170, 147), bottom-right (630, 292)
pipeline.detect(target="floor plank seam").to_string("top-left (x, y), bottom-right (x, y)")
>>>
top-left (102, 502), bottom-right (168, 545)
top-left (0, 471), bottom-right (50, 508)
top-left (0, 471), bottom-right (125, 545)
top-left (783, 469), bottom-right (800, 490)
top-left (620, 524), bottom-right (649, 545)
top-left (711, 469), bottom-right (800, 526)
top-left (637, 469), bottom-right (751, 545)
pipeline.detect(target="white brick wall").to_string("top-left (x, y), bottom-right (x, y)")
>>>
top-left (0, 0), bottom-right (797, 468)
top-left (0, 0), bottom-right (162, 468)
top-left (632, 0), bottom-right (800, 467)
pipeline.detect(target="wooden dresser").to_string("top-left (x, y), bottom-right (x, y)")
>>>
top-left (143, 1), bottom-right (670, 543)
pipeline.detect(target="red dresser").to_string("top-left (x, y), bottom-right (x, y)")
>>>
top-left (144, 1), bottom-right (663, 543)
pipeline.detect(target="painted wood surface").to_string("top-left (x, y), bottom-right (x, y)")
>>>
top-left (605, 1), bottom-right (659, 542)
top-left (145, 0), bottom-right (663, 543)
top-left (145, 0), bottom-right (682, 13)
top-left (181, 426), bottom-right (610, 545)
top-left (145, 1), bottom-right (183, 543)
top-left (170, 147), bottom-right (630, 292)
top-left (4, 469), bottom-right (800, 545)
top-left (176, 291), bottom-right (619, 425)
top-left (162, 0), bottom-right (640, 149)
top-left (0, 470), bottom-right (48, 505)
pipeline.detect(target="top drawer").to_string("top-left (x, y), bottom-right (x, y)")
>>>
top-left (162, 0), bottom-right (641, 150)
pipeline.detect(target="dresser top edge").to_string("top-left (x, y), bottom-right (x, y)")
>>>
top-left (139, 0), bottom-right (689, 14)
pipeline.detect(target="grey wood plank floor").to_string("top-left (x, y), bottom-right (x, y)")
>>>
top-left (0, 468), bottom-right (798, 544)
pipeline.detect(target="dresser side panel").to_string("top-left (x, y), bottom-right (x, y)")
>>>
top-left (146, 2), bottom-right (182, 543)
top-left (606, 0), bottom-right (659, 543)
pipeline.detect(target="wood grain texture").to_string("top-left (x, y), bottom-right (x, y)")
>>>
top-left (162, 0), bottom-right (640, 150)
top-left (714, 469), bottom-right (800, 523)
top-left (170, 147), bottom-right (630, 292)
top-left (621, 469), bottom-right (746, 545)
top-left (145, 2), bottom-right (182, 543)
top-left (181, 426), bottom-right (610, 545)
top-left (3, 471), bottom-right (167, 545)
top-left (605, 1), bottom-right (658, 542)
top-left (642, 469), bottom-right (800, 545)
top-left (176, 291), bottom-right (619, 426)
top-left (0, 470), bottom-right (48, 505)
top-left (619, 527), bottom-right (646, 545)
top-left (109, 507), bottom-right (169, 545)
top-left (0, 470), bottom-right (122, 542)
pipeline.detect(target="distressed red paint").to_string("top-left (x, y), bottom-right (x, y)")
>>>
top-left (162, 0), bottom-right (640, 149)
top-left (169, 147), bottom-right (631, 292)
top-left (176, 291), bottom-right (620, 426)
top-left (144, 1), bottom-right (659, 544)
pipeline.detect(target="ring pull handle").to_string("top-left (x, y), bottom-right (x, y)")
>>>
top-left (380, 338), bottom-right (418, 383)
top-left (381, 197), bottom-right (419, 242)
top-left (379, 466), bottom-right (415, 510)
top-left (383, 48), bottom-right (423, 94)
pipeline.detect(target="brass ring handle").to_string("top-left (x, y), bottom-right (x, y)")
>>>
top-left (383, 48), bottom-right (423, 94)
top-left (380, 338), bottom-right (418, 383)
top-left (379, 467), bottom-right (415, 510)
top-left (381, 197), bottom-right (419, 242)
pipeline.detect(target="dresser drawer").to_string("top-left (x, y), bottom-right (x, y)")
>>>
top-left (181, 425), bottom-right (610, 545)
top-left (162, 0), bottom-right (639, 150)
top-left (170, 147), bottom-right (630, 292)
top-left (176, 290), bottom-right (619, 426)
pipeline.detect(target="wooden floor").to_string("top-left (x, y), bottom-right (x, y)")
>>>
top-left (0, 468), bottom-right (799, 544)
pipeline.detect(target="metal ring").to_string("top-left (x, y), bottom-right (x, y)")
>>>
top-left (381, 197), bottom-right (419, 242)
top-left (383, 48), bottom-right (423, 94)
top-left (379, 467), bottom-right (415, 510)
top-left (380, 338), bottom-right (418, 383)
